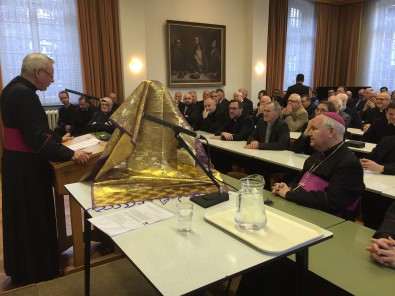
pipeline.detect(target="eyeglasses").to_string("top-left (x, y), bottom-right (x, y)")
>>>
top-left (229, 107), bottom-right (239, 110)
top-left (287, 100), bottom-right (299, 103)
top-left (40, 69), bottom-right (54, 80)
top-left (263, 109), bottom-right (276, 113)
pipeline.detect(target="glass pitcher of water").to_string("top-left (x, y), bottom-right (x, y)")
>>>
top-left (235, 174), bottom-right (267, 230)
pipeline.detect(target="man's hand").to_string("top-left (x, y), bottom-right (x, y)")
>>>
top-left (71, 150), bottom-right (92, 165)
top-left (221, 132), bottom-right (233, 140)
top-left (244, 141), bottom-right (259, 149)
top-left (360, 158), bottom-right (384, 173)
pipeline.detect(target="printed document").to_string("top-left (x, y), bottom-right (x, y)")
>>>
top-left (88, 203), bottom-right (175, 237)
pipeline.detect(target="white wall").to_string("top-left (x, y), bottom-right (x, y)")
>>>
top-left (119, 0), bottom-right (269, 106)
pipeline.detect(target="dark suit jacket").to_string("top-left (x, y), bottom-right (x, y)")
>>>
top-left (361, 117), bottom-right (395, 144)
top-left (217, 98), bottom-right (230, 115)
top-left (284, 82), bottom-right (310, 102)
top-left (214, 113), bottom-right (254, 141)
top-left (70, 104), bottom-right (97, 137)
top-left (373, 201), bottom-right (395, 239)
top-left (247, 117), bottom-right (290, 150)
top-left (57, 103), bottom-right (76, 128)
top-left (200, 108), bottom-right (227, 133)
top-left (242, 98), bottom-right (253, 116)
top-left (183, 104), bottom-right (202, 130)
top-left (364, 135), bottom-right (395, 175)
top-left (361, 107), bottom-right (386, 125)
top-left (344, 106), bottom-right (362, 129)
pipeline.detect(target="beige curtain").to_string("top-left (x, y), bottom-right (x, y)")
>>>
top-left (77, 0), bottom-right (124, 105)
top-left (339, 3), bottom-right (363, 86)
top-left (266, 0), bottom-right (288, 94)
top-left (313, 3), bottom-right (362, 88)
top-left (313, 4), bottom-right (340, 87)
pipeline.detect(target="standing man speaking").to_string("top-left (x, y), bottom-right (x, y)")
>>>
top-left (0, 53), bottom-right (90, 285)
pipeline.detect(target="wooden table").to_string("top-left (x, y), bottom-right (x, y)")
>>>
top-left (51, 134), bottom-right (106, 253)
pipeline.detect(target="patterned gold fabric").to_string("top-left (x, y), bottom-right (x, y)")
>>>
top-left (91, 80), bottom-right (224, 207)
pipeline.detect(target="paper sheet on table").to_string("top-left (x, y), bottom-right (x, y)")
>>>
top-left (88, 203), bottom-right (175, 237)
top-left (67, 138), bottom-right (101, 151)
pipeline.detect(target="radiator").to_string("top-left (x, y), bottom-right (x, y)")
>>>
top-left (45, 110), bottom-right (59, 130)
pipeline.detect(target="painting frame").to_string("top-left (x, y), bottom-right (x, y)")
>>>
top-left (166, 20), bottom-right (226, 88)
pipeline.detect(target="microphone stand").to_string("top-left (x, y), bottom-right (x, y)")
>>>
top-left (143, 113), bottom-right (229, 208)
top-left (65, 88), bottom-right (101, 101)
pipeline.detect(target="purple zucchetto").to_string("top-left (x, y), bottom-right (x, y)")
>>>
top-left (321, 112), bottom-right (346, 127)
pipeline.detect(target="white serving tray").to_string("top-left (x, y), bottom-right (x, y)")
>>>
top-left (204, 206), bottom-right (324, 254)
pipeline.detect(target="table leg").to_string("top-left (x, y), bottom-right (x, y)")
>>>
top-left (55, 193), bottom-right (68, 251)
top-left (84, 210), bottom-right (91, 296)
top-left (296, 248), bottom-right (308, 296)
top-left (69, 195), bottom-right (84, 267)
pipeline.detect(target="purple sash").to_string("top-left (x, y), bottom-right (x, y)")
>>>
top-left (298, 172), bottom-right (328, 192)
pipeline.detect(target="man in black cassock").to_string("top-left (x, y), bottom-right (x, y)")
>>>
top-left (0, 53), bottom-right (90, 285)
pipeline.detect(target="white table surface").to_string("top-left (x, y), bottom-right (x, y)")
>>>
top-left (199, 131), bottom-right (307, 171)
top-left (347, 127), bottom-right (364, 136)
top-left (381, 187), bottom-right (395, 199)
top-left (65, 182), bottom-right (332, 296)
top-left (198, 131), bottom-right (393, 195)
top-left (345, 139), bottom-right (376, 153)
top-left (362, 171), bottom-right (395, 196)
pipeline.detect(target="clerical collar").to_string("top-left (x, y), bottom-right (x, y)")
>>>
top-left (320, 141), bottom-right (343, 158)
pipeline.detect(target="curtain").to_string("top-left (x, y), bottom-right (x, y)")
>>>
top-left (313, 4), bottom-right (340, 87)
top-left (77, 0), bottom-right (123, 105)
top-left (313, 3), bottom-right (362, 88)
top-left (266, 0), bottom-right (288, 94)
top-left (339, 3), bottom-right (362, 86)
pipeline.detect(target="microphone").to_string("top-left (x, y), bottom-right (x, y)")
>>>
top-left (142, 113), bottom-right (229, 208)
top-left (65, 88), bottom-right (101, 101)
top-left (143, 113), bottom-right (205, 140)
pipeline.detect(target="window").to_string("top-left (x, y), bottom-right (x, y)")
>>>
top-left (283, 0), bottom-right (316, 89)
top-left (0, 0), bottom-right (83, 106)
top-left (359, 0), bottom-right (395, 91)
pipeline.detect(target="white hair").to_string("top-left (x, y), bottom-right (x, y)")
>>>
top-left (322, 115), bottom-right (345, 137)
top-left (21, 53), bottom-right (54, 76)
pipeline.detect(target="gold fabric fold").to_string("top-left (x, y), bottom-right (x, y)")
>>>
top-left (91, 80), bottom-right (224, 207)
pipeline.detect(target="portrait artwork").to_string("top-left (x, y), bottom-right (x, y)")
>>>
top-left (167, 20), bottom-right (226, 87)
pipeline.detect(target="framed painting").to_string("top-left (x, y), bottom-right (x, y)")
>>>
top-left (166, 20), bottom-right (226, 87)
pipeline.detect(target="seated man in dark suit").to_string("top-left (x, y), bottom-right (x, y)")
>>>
top-left (360, 135), bottom-right (395, 175)
top-left (361, 102), bottom-right (395, 144)
top-left (244, 101), bottom-right (290, 150)
top-left (200, 97), bottom-right (227, 133)
top-left (68, 96), bottom-right (97, 137)
top-left (338, 93), bottom-right (362, 129)
top-left (251, 95), bottom-right (271, 125)
top-left (54, 90), bottom-right (76, 136)
top-left (215, 88), bottom-right (229, 115)
top-left (181, 92), bottom-right (202, 130)
top-left (211, 100), bottom-right (254, 141)
top-left (301, 94), bottom-right (316, 120)
top-left (361, 92), bottom-right (390, 132)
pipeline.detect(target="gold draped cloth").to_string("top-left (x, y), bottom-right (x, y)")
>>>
top-left (91, 80), bottom-right (224, 207)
